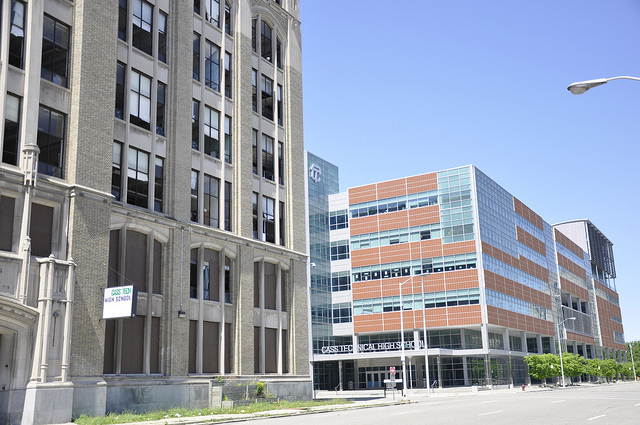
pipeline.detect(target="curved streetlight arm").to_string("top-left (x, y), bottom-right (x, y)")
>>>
top-left (568, 76), bottom-right (640, 95)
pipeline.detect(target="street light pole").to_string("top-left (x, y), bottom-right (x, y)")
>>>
top-left (630, 343), bottom-right (637, 381)
top-left (567, 76), bottom-right (640, 95)
top-left (557, 317), bottom-right (576, 387)
top-left (399, 277), bottom-right (411, 398)
top-left (421, 274), bottom-right (430, 396)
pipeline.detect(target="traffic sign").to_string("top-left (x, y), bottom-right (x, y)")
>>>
top-left (390, 366), bottom-right (395, 374)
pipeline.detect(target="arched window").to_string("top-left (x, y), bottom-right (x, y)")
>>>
top-left (261, 21), bottom-right (272, 62)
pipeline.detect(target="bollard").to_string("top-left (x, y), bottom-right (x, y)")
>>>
top-left (521, 384), bottom-right (525, 391)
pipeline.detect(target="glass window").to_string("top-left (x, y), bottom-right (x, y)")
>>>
top-left (251, 69), bottom-right (258, 112)
top-left (204, 40), bottom-right (220, 91)
top-left (9, 1), bottom-right (26, 69)
top-left (252, 129), bottom-right (258, 174)
top-left (192, 100), bottom-right (200, 150)
top-left (251, 18), bottom-right (256, 52)
top-left (261, 21), bottom-right (272, 62)
top-left (2, 94), bottom-right (21, 166)
top-left (115, 62), bottom-right (126, 119)
top-left (203, 174), bottom-right (219, 227)
top-left (41, 15), bottom-right (70, 87)
top-left (224, 52), bottom-right (232, 98)
top-left (276, 37), bottom-right (282, 69)
top-left (204, 106), bottom-right (220, 158)
top-left (205, 0), bottom-right (220, 27)
top-left (190, 170), bottom-right (198, 222)
top-left (156, 82), bottom-right (166, 136)
top-left (224, 1), bottom-right (231, 34)
top-left (127, 147), bottom-right (149, 208)
top-left (262, 196), bottom-right (275, 243)
top-left (193, 33), bottom-right (200, 81)
top-left (130, 70), bottom-right (152, 130)
top-left (37, 106), bottom-right (65, 178)
top-left (118, 0), bottom-right (127, 41)
top-left (158, 11), bottom-right (167, 63)
top-left (224, 181), bottom-right (231, 231)
top-left (154, 157), bottom-right (163, 212)
top-left (279, 201), bottom-right (284, 246)
top-left (277, 84), bottom-right (283, 126)
top-left (252, 192), bottom-right (258, 239)
top-left (278, 141), bottom-right (283, 185)
top-left (112, 142), bottom-right (122, 200)
top-left (261, 75), bottom-right (273, 120)
top-left (132, 0), bottom-right (153, 55)
top-left (224, 115), bottom-right (231, 164)
top-left (261, 134), bottom-right (274, 181)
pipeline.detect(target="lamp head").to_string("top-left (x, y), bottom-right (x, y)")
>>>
top-left (567, 78), bottom-right (608, 95)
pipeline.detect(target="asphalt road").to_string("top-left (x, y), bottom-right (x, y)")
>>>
top-left (264, 383), bottom-right (640, 425)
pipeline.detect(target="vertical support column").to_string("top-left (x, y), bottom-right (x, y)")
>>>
top-left (259, 259), bottom-right (265, 373)
top-left (60, 259), bottom-right (75, 382)
top-left (437, 356), bottom-right (443, 388)
top-left (218, 249), bottom-right (226, 374)
top-left (276, 263), bottom-right (282, 374)
top-left (338, 361), bottom-right (343, 391)
top-left (536, 334), bottom-right (543, 354)
top-left (196, 245), bottom-right (204, 373)
top-left (484, 354), bottom-right (492, 387)
top-left (143, 232), bottom-right (154, 375)
top-left (462, 356), bottom-right (469, 386)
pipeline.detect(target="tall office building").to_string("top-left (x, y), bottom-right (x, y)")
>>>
top-left (307, 163), bottom-right (625, 390)
top-left (0, 1), bottom-right (309, 423)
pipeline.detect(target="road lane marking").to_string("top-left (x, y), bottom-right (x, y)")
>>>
top-left (551, 400), bottom-right (566, 404)
top-left (479, 411), bottom-right (503, 416)
top-left (587, 414), bottom-right (606, 421)
top-left (482, 400), bottom-right (499, 404)
top-left (635, 403), bottom-right (640, 406)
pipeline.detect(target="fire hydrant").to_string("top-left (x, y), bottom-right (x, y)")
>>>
top-left (521, 384), bottom-right (525, 391)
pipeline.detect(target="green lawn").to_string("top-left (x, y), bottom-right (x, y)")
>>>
top-left (73, 399), bottom-right (351, 425)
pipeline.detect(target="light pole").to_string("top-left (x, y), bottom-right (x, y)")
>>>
top-left (630, 343), bottom-right (637, 381)
top-left (421, 274), bottom-right (431, 395)
top-left (557, 317), bottom-right (576, 387)
top-left (567, 76), bottom-right (640, 95)
top-left (399, 276), bottom-right (411, 398)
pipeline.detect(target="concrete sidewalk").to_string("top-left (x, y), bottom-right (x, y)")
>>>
top-left (74, 384), bottom-right (587, 425)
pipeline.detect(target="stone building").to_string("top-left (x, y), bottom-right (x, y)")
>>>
top-left (0, 1), bottom-right (310, 423)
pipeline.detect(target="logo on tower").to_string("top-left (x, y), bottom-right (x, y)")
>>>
top-left (309, 164), bottom-right (322, 183)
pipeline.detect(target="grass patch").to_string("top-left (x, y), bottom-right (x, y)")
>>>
top-left (73, 399), bottom-right (350, 425)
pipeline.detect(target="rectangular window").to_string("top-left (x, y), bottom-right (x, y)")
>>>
top-left (158, 11), bottom-right (167, 63)
top-left (264, 263), bottom-right (277, 310)
top-left (191, 170), bottom-right (198, 222)
top-left (190, 251), bottom-right (198, 298)
top-left (203, 174), bottom-right (219, 227)
top-left (251, 69), bottom-right (258, 112)
top-left (262, 196), bottom-right (275, 243)
top-left (2, 94), bottom-right (21, 166)
top-left (204, 106), bottom-right (220, 158)
top-left (0, 196), bottom-right (16, 252)
top-left (224, 1), bottom-right (231, 34)
top-left (278, 142), bottom-right (284, 185)
top-left (261, 134), bottom-right (274, 181)
top-left (112, 142), bottom-right (122, 200)
top-left (193, 32), bottom-right (200, 81)
top-left (156, 82), bottom-right (166, 136)
top-left (118, 0), bottom-right (127, 41)
top-left (224, 115), bottom-right (231, 164)
top-left (279, 201), bottom-right (284, 246)
top-left (154, 157), bottom-right (164, 212)
top-left (224, 181), bottom-right (231, 231)
top-left (127, 147), bottom-right (149, 208)
top-left (205, 0), bottom-right (220, 27)
top-left (261, 75), bottom-right (273, 120)
top-left (30, 203), bottom-right (53, 257)
top-left (204, 40), bottom-right (220, 91)
top-left (252, 129), bottom-right (258, 174)
top-left (9, 1), bottom-right (26, 69)
top-left (261, 21), bottom-right (272, 62)
top-left (252, 192), bottom-right (258, 239)
top-left (192, 100), bottom-right (200, 150)
top-left (132, 0), bottom-right (153, 55)
top-left (41, 15), bottom-right (70, 87)
top-left (130, 70), bottom-right (152, 130)
top-left (277, 84), bottom-right (283, 125)
top-left (224, 52), bottom-right (232, 98)
top-left (194, 0), bottom-right (200, 15)
top-left (276, 37), bottom-right (282, 69)
top-left (115, 62), bottom-right (126, 119)
top-left (37, 106), bottom-right (65, 178)
top-left (251, 18), bottom-right (256, 52)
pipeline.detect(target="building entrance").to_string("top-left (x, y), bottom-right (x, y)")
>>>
top-left (366, 371), bottom-right (385, 388)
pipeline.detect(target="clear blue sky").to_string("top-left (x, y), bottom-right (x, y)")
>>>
top-left (301, 1), bottom-right (640, 342)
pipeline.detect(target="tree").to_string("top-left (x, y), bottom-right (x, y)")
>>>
top-left (524, 353), bottom-right (559, 382)
top-left (585, 358), bottom-right (602, 381)
top-left (600, 359), bottom-right (617, 382)
top-left (561, 352), bottom-right (585, 378)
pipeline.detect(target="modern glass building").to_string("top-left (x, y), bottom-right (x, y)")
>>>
top-left (308, 164), bottom-right (626, 390)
